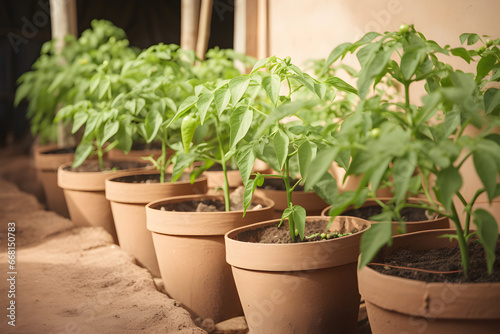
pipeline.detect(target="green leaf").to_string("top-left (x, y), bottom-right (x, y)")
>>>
top-left (280, 207), bottom-right (293, 228)
top-left (72, 111), bottom-right (88, 134)
top-left (444, 110), bottom-right (461, 137)
top-left (484, 88), bottom-right (500, 114)
top-left (473, 150), bottom-right (498, 202)
top-left (72, 142), bottom-right (94, 168)
top-left (258, 100), bottom-right (315, 135)
top-left (435, 167), bottom-right (462, 212)
top-left (181, 115), bottom-right (198, 153)
top-left (393, 152), bottom-right (417, 204)
top-left (236, 145), bottom-right (256, 186)
top-left (101, 120), bottom-right (119, 146)
top-left (250, 57), bottom-right (269, 73)
top-left (98, 78), bottom-right (111, 100)
top-left (450, 47), bottom-right (472, 64)
top-left (291, 205), bottom-right (306, 240)
top-left (477, 54), bottom-right (496, 82)
top-left (262, 74), bottom-right (281, 105)
top-left (83, 113), bottom-right (102, 138)
top-left (115, 120), bottom-right (132, 153)
top-left (304, 147), bottom-right (338, 191)
top-left (214, 87), bottom-right (231, 116)
top-left (298, 140), bottom-right (316, 179)
top-left (324, 42), bottom-right (352, 69)
top-left (197, 92), bottom-right (214, 124)
top-left (324, 77), bottom-right (358, 95)
top-left (459, 33), bottom-right (480, 45)
top-left (401, 46), bottom-right (427, 81)
top-left (243, 174), bottom-right (264, 216)
top-left (273, 130), bottom-right (289, 170)
top-left (473, 209), bottom-right (499, 274)
top-left (229, 76), bottom-right (251, 104)
top-left (358, 223), bottom-right (393, 268)
top-left (229, 106), bottom-right (253, 149)
top-left (312, 172), bottom-right (337, 205)
top-left (144, 107), bottom-right (162, 143)
top-left (358, 47), bottom-right (393, 99)
top-left (168, 95), bottom-right (198, 127)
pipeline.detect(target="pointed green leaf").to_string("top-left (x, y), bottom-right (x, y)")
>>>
top-left (473, 150), bottom-right (498, 202)
top-left (291, 205), bottom-right (306, 240)
top-left (229, 76), bottom-right (251, 104)
top-left (324, 77), bottom-right (358, 95)
top-left (484, 88), bottom-right (500, 114)
top-left (83, 113), bottom-right (102, 138)
top-left (144, 107), bottom-right (162, 143)
top-left (101, 120), bottom-right (119, 146)
top-left (229, 106), bottom-right (253, 149)
top-left (401, 46), bottom-right (427, 81)
top-left (477, 54), bottom-right (496, 82)
top-left (473, 209), bottom-right (499, 274)
top-left (236, 145), bottom-right (256, 186)
top-left (273, 130), bottom-right (289, 170)
top-left (324, 42), bottom-right (352, 69)
top-left (72, 111), bottom-right (88, 134)
top-left (312, 172), bottom-right (337, 205)
top-left (250, 57), bottom-right (269, 73)
top-left (393, 152), bottom-right (417, 204)
top-left (181, 115), bottom-right (198, 153)
top-left (167, 95), bottom-right (198, 126)
top-left (214, 87), bottom-right (231, 116)
top-left (98, 78), bottom-right (111, 100)
top-left (451, 47), bottom-right (472, 64)
top-left (304, 147), bottom-right (338, 191)
top-left (262, 74), bottom-right (281, 105)
top-left (72, 142), bottom-right (94, 168)
top-left (436, 167), bottom-right (462, 212)
top-left (358, 223), bottom-right (392, 268)
top-left (444, 110), bottom-right (461, 137)
top-left (197, 92), bottom-right (214, 124)
top-left (298, 140), bottom-right (316, 179)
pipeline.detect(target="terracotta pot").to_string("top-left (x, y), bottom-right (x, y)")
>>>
top-left (358, 229), bottom-right (500, 334)
top-left (105, 171), bottom-right (209, 277)
top-left (322, 197), bottom-right (449, 234)
top-left (146, 194), bottom-right (274, 323)
top-left (225, 216), bottom-right (370, 334)
top-left (58, 160), bottom-right (150, 243)
top-left (329, 162), bottom-right (392, 197)
top-left (34, 145), bottom-right (75, 217)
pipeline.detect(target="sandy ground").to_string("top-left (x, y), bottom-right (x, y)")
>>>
top-left (0, 152), bottom-right (206, 334)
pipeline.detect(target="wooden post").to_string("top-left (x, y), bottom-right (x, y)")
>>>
top-left (234, 0), bottom-right (246, 72)
top-left (181, 0), bottom-right (201, 51)
top-left (245, 0), bottom-right (258, 59)
top-left (50, 0), bottom-right (77, 147)
top-left (196, 0), bottom-right (214, 60)
top-left (257, 0), bottom-right (268, 60)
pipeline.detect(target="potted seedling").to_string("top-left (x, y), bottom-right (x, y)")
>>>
top-left (307, 26), bottom-right (500, 332)
top-left (218, 57), bottom-right (371, 334)
top-left (14, 20), bottom-right (135, 217)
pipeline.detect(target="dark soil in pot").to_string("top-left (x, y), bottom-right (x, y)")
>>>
top-left (153, 197), bottom-right (262, 212)
top-left (110, 173), bottom-right (190, 184)
top-left (41, 147), bottom-right (76, 155)
top-left (65, 160), bottom-right (149, 172)
top-left (343, 205), bottom-right (435, 221)
top-left (370, 237), bottom-right (500, 283)
top-left (235, 219), bottom-right (366, 244)
top-left (259, 177), bottom-right (304, 191)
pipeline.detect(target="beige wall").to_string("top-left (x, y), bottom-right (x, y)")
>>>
top-left (269, 0), bottom-right (500, 72)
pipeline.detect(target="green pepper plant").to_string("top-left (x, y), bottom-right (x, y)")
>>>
top-left (305, 26), bottom-right (500, 277)
top-left (15, 20), bottom-right (136, 144)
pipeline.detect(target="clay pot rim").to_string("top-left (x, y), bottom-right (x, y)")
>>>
top-left (146, 193), bottom-right (274, 215)
top-left (226, 216), bottom-right (369, 246)
top-left (105, 170), bottom-right (208, 185)
top-left (225, 216), bottom-right (371, 271)
top-left (321, 197), bottom-right (447, 224)
top-left (58, 160), bottom-right (152, 174)
top-left (358, 228), bottom-right (500, 319)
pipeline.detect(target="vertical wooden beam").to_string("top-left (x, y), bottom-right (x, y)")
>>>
top-left (257, 0), bottom-right (268, 59)
top-left (181, 0), bottom-right (200, 51)
top-left (234, 0), bottom-right (246, 72)
top-left (245, 0), bottom-right (258, 59)
top-left (196, 0), bottom-right (214, 60)
top-left (50, 0), bottom-right (77, 147)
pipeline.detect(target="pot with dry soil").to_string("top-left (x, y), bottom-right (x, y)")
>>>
top-left (58, 160), bottom-right (150, 243)
top-left (105, 171), bottom-right (208, 277)
top-left (205, 160), bottom-right (271, 194)
top-left (358, 228), bottom-right (500, 334)
top-left (34, 145), bottom-right (76, 217)
top-left (146, 193), bottom-right (274, 323)
top-left (225, 216), bottom-right (370, 334)
top-left (322, 198), bottom-right (449, 234)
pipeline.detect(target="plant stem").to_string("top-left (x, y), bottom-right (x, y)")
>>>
top-left (451, 203), bottom-right (470, 276)
top-left (463, 188), bottom-right (486, 235)
top-left (283, 158), bottom-right (295, 243)
top-left (160, 138), bottom-right (166, 183)
top-left (95, 138), bottom-right (104, 170)
top-left (216, 121), bottom-right (231, 211)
